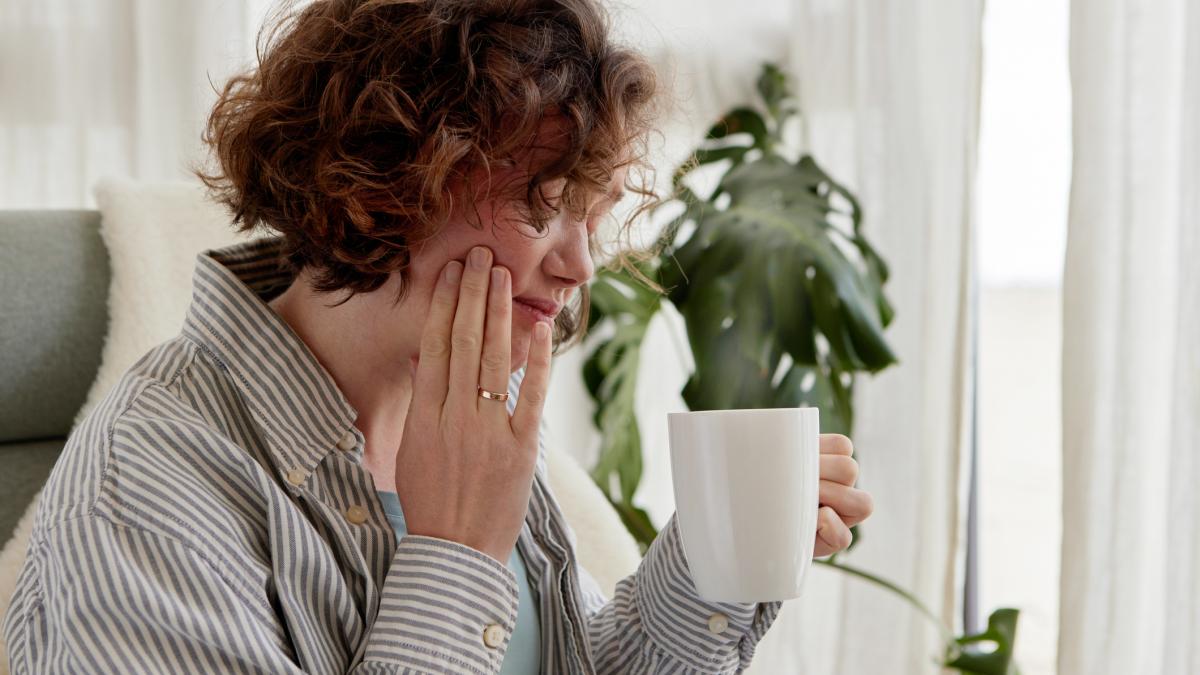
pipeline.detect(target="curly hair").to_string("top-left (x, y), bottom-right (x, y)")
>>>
top-left (193, 0), bottom-right (661, 351)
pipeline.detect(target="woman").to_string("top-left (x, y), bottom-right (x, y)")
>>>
top-left (3, 0), bottom-right (873, 673)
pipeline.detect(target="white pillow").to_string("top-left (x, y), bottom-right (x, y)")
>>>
top-left (73, 177), bottom-right (255, 427)
top-left (0, 178), bottom-right (640, 671)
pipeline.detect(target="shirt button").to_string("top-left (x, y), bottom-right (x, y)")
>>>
top-left (337, 431), bottom-right (357, 452)
top-left (285, 468), bottom-right (307, 486)
top-left (707, 612), bottom-right (729, 634)
top-left (344, 505), bottom-right (368, 525)
top-left (482, 623), bottom-right (506, 648)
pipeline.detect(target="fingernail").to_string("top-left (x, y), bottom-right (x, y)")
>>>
top-left (491, 267), bottom-right (504, 287)
top-left (469, 246), bottom-right (489, 269)
top-left (444, 261), bottom-right (462, 283)
top-left (535, 322), bottom-right (549, 341)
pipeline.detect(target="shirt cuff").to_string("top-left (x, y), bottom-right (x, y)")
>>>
top-left (635, 512), bottom-right (783, 672)
top-left (363, 534), bottom-right (520, 674)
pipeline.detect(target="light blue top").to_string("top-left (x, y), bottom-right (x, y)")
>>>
top-left (375, 490), bottom-right (541, 674)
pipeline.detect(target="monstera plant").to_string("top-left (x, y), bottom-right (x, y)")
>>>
top-left (582, 63), bottom-right (1019, 675)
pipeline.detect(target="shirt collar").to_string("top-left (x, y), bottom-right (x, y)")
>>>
top-left (180, 235), bottom-right (362, 475)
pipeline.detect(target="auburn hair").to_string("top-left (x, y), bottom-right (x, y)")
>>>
top-left (194, 0), bottom-right (661, 351)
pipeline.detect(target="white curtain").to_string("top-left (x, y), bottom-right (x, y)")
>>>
top-left (0, 0), bottom-right (271, 208)
top-left (1060, 1), bottom-right (1200, 673)
top-left (751, 2), bottom-right (983, 673)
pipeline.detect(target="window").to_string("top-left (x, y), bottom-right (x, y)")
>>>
top-left (974, 1), bottom-right (1069, 673)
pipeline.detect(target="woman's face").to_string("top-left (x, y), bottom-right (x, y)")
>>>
top-left (403, 166), bottom-right (626, 373)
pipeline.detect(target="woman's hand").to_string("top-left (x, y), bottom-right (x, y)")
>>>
top-left (814, 433), bottom-right (874, 558)
top-left (393, 245), bottom-right (552, 564)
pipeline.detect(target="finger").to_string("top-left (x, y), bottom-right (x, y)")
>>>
top-left (479, 265), bottom-right (512, 418)
top-left (820, 433), bottom-right (854, 456)
top-left (815, 505), bottom-right (852, 557)
top-left (414, 260), bottom-right (463, 408)
top-left (510, 321), bottom-right (552, 443)
top-left (447, 246), bottom-right (493, 410)
top-left (818, 480), bottom-right (874, 528)
top-left (820, 454), bottom-right (859, 486)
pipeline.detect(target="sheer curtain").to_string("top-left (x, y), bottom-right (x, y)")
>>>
top-left (0, 0), bottom-right (271, 208)
top-left (1060, 1), bottom-right (1200, 672)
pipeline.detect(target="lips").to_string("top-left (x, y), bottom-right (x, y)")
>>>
top-left (514, 297), bottom-right (562, 322)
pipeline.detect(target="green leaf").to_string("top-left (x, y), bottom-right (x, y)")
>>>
top-left (590, 276), bottom-right (651, 319)
top-left (767, 250), bottom-right (818, 365)
top-left (720, 156), bottom-right (834, 220)
top-left (945, 608), bottom-right (1022, 675)
top-left (608, 499), bottom-right (659, 554)
top-left (706, 107), bottom-right (769, 149)
top-left (756, 62), bottom-right (789, 121)
top-left (809, 273), bottom-right (867, 370)
top-left (616, 416), bottom-right (643, 504)
top-left (673, 146), bottom-right (751, 188)
top-left (827, 368), bottom-right (855, 434)
top-left (770, 365), bottom-right (807, 408)
top-left (582, 267), bottom-right (660, 517)
top-left (733, 251), bottom-right (772, 372)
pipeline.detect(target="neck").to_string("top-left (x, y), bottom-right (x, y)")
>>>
top-left (267, 268), bottom-right (419, 490)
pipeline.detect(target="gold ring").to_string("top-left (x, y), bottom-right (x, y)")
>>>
top-left (478, 386), bottom-right (510, 402)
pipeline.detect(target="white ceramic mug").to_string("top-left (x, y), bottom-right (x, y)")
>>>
top-left (667, 406), bottom-right (820, 602)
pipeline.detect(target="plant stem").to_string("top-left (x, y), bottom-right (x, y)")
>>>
top-left (813, 558), bottom-right (955, 647)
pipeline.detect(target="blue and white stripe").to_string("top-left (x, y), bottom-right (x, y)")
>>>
top-left (3, 235), bottom-right (782, 674)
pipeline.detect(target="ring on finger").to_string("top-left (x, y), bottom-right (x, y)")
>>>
top-left (478, 386), bottom-right (510, 402)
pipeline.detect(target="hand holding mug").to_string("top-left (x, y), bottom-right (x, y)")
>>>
top-left (814, 433), bottom-right (874, 558)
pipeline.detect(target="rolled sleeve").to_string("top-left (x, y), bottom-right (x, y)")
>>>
top-left (580, 511), bottom-right (784, 673)
top-left (635, 513), bottom-right (783, 672)
top-left (362, 534), bottom-right (520, 674)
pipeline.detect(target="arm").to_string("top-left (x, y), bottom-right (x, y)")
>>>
top-left (5, 513), bottom-right (518, 674)
top-left (576, 512), bottom-right (783, 674)
top-left (506, 364), bottom-right (781, 674)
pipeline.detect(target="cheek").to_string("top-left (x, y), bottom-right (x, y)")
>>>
top-left (407, 267), bottom-right (441, 314)
top-left (494, 245), bottom-right (541, 287)
top-left (395, 264), bottom-right (443, 342)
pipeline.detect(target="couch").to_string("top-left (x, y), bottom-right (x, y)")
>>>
top-left (0, 210), bottom-right (108, 542)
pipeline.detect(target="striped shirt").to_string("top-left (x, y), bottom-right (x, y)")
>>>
top-left (3, 235), bottom-right (782, 674)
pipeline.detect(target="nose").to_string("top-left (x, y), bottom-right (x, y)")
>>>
top-left (546, 217), bottom-right (595, 289)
